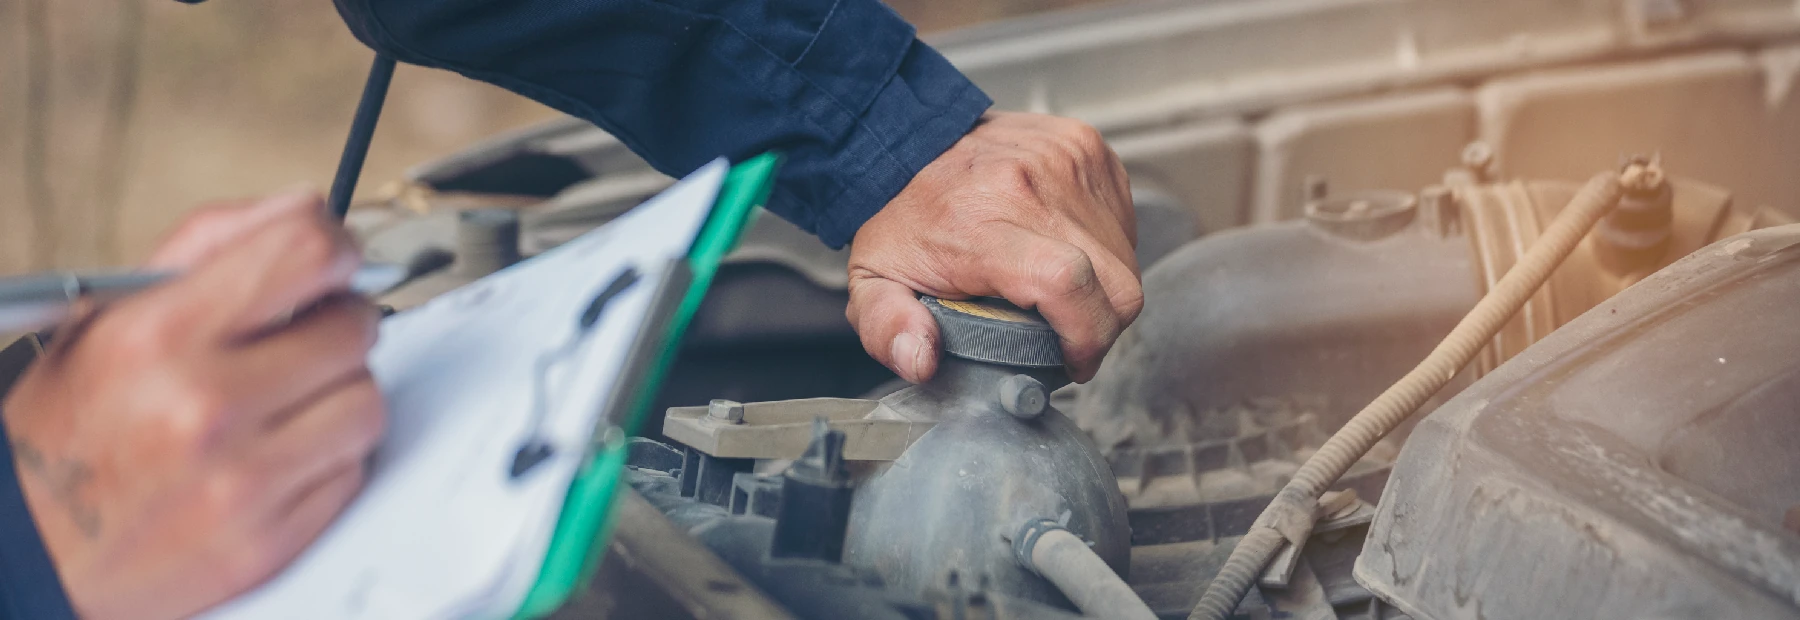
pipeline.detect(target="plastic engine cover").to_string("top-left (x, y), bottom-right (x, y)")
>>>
top-left (1357, 224), bottom-right (1800, 619)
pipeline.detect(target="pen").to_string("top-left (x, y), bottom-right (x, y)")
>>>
top-left (0, 262), bottom-right (409, 335)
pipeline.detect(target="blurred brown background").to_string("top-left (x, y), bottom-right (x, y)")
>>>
top-left (0, 0), bottom-right (1110, 274)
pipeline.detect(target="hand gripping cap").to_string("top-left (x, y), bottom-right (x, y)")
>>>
top-left (921, 296), bottom-right (1063, 368)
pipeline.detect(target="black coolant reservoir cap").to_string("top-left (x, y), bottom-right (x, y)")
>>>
top-left (921, 296), bottom-right (1063, 368)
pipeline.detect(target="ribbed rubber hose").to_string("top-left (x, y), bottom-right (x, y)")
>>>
top-left (1188, 170), bottom-right (1626, 620)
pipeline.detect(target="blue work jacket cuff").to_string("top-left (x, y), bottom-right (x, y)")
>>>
top-left (793, 39), bottom-right (992, 249)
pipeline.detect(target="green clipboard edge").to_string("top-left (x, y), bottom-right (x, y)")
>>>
top-left (513, 152), bottom-right (783, 619)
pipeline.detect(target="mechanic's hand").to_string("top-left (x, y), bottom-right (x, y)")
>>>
top-left (3, 189), bottom-right (385, 620)
top-left (847, 111), bottom-right (1141, 384)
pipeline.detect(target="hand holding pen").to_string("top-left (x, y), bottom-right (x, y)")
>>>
top-left (2, 189), bottom-right (391, 620)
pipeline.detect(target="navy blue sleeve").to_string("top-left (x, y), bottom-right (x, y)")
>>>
top-left (0, 336), bottom-right (76, 620)
top-left (331, 0), bottom-right (992, 249)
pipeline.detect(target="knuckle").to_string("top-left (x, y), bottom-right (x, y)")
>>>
top-left (157, 379), bottom-right (230, 452)
top-left (351, 301), bottom-right (382, 348)
top-left (187, 201), bottom-right (251, 224)
top-left (1116, 286), bottom-right (1147, 323)
top-left (100, 288), bottom-right (217, 356)
top-left (216, 537), bottom-right (283, 593)
top-left (318, 298), bottom-right (382, 353)
top-left (199, 470), bottom-right (256, 526)
top-left (288, 226), bottom-right (345, 275)
top-left (167, 208), bottom-right (226, 241)
top-left (346, 379), bottom-right (388, 448)
top-left (1035, 246), bottom-right (1098, 299)
top-left (164, 202), bottom-right (250, 244)
top-left (146, 303), bottom-right (204, 341)
top-left (98, 311), bottom-right (180, 364)
top-left (274, 213), bottom-right (355, 279)
top-left (355, 410), bottom-right (387, 452)
top-left (844, 287), bottom-right (886, 353)
top-left (845, 298), bottom-right (871, 336)
top-left (1065, 120), bottom-right (1107, 154)
top-left (989, 164), bottom-right (1040, 201)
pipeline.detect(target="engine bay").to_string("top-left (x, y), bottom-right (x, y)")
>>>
top-left (345, 4), bottom-right (1800, 617)
top-left (357, 142), bottom-right (1798, 619)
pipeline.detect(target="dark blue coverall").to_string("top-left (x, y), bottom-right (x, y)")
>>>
top-left (0, 1), bottom-right (991, 615)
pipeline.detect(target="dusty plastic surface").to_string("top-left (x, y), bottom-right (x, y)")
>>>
top-left (1076, 189), bottom-right (1480, 499)
top-left (1357, 224), bottom-right (1800, 619)
top-left (845, 355), bottom-right (1132, 612)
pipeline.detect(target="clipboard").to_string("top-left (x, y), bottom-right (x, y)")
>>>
top-left (512, 152), bottom-right (782, 618)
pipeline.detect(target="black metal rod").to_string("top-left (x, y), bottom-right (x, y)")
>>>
top-left (327, 54), bottom-right (397, 219)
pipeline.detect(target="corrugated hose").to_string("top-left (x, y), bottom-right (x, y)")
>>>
top-left (1187, 168), bottom-right (1630, 620)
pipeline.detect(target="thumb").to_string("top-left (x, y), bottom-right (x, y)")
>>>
top-left (846, 276), bottom-right (940, 384)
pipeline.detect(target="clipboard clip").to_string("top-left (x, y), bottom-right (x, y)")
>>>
top-left (510, 265), bottom-right (642, 480)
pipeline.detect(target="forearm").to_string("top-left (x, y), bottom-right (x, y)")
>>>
top-left (332, 0), bottom-right (991, 248)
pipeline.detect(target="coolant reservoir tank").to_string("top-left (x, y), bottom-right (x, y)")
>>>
top-left (843, 296), bottom-right (1131, 610)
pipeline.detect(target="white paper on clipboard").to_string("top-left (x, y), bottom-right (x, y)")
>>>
top-left (203, 159), bottom-right (726, 620)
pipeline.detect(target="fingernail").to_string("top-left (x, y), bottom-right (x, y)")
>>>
top-left (891, 333), bottom-right (924, 383)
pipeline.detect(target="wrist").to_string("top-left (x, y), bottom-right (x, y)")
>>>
top-left (0, 338), bottom-right (79, 618)
top-left (772, 39), bottom-right (992, 249)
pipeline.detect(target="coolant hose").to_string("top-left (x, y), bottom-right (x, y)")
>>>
top-left (1188, 170), bottom-right (1627, 620)
top-left (1015, 519), bottom-right (1158, 620)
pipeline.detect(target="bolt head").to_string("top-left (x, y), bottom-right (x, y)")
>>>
top-left (1460, 141), bottom-right (1495, 172)
top-left (998, 375), bottom-right (1048, 420)
top-left (708, 399), bottom-right (745, 424)
top-left (1303, 175), bottom-right (1330, 201)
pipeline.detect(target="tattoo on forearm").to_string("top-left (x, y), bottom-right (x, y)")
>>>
top-left (11, 439), bottom-right (102, 538)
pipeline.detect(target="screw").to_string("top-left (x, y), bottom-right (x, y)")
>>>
top-left (997, 375), bottom-right (1047, 420)
top-left (453, 208), bottom-right (522, 277)
top-left (708, 399), bottom-right (745, 424)
top-left (1619, 154), bottom-right (1667, 194)
top-left (1303, 175), bottom-right (1329, 202)
top-left (1460, 142), bottom-right (1496, 182)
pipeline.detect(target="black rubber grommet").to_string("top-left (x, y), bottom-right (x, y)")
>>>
top-left (1012, 518), bottom-right (1068, 574)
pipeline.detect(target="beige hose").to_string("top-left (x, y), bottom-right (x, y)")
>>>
top-left (1188, 169), bottom-right (1627, 620)
top-left (1031, 527), bottom-right (1158, 620)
